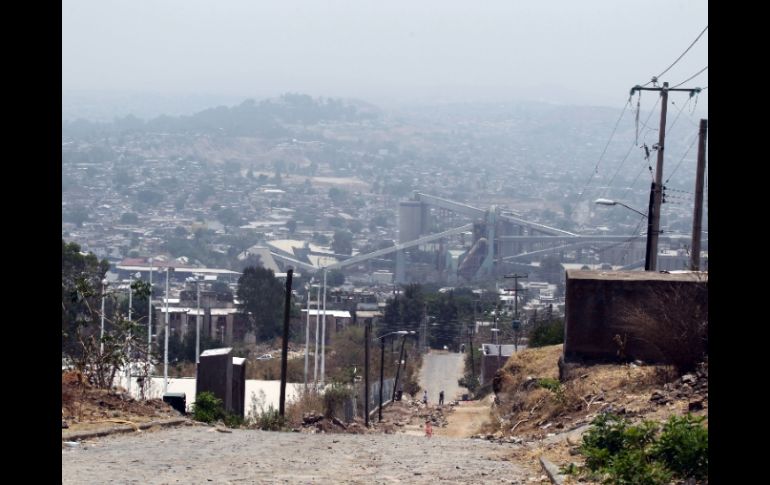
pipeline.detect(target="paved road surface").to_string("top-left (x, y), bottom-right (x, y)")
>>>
top-left (418, 351), bottom-right (466, 404)
top-left (62, 426), bottom-right (533, 484)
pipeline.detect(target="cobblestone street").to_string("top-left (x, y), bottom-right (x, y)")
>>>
top-left (62, 425), bottom-right (539, 484)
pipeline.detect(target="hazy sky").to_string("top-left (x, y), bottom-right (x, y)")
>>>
top-left (62, 0), bottom-right (707, 111)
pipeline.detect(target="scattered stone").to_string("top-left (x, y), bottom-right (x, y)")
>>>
top-left (688, 399), bottom-right (704, 412)
top-left (302, 413), bottom-right (323, 425)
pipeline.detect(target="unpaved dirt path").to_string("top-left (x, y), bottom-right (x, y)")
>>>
top-left (435, 398), bottom-right (493, 438)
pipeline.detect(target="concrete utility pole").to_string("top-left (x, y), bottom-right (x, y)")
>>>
top-left (304, 282), bottom-right (311, 389)
top-left (691, 119), bottom-right (708, 271)
top-left (391, 334), bottom-right (408, 402)
top-left (195, 275), bottom-right (201, 365)
top-left (314, 284), bottom-right (320, 388)
top-left (147, 259), bottom-right (153, 368)
top-left (279, 269), bottom-right (293, 417)
top-left (504, 273), bottom-right (527, 352)
top-left (379, 337), bottom-right (385, 422)
top-left (630, 83), bottom-right (703, 270)
top-left (163, 266), bottom-right (174, 395)
top-left (321, 268), bottom-right (327, 386)
top-left (100, 279), bottom-right (107, 354)
top-left (364, 321), bottom-right (370, 427)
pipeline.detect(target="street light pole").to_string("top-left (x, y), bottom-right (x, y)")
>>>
top-left (321, 268), bottom-right (327, 386)
top-left (126, 272), bottom-right (139, 396)
top-left (147, 259), bottom-right (153, 370)
top-left (163, 267), bottom-right (172, 395)
top-left (379, 337), bottom-right (385, 422)
top-left (377, 330), bottom-right (409, 421)
top-left (595, 197), bottom-right (653, 270)
top-left (304, 281), bottom-right (312, 389)
top-left (314, 284), bottom-right (320, 388)
top-left (364, 321), bottom-right (370, 427)
top-left (195, 274), bottom-right (201, 366)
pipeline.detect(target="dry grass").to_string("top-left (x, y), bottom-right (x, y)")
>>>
top-left (488, 344), bottom-right (697, 440)
top-left (284, 388), bottom-right (325, 427)
top-left (61, 371), bottom-right (180, 432)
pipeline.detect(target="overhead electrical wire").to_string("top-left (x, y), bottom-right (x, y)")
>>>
top-left (641, 25), bottom-right (708, 86)
top-left (671, 66), bottom-right (708, 89)
top-left (602, 96), bottom-right (663, 199)
top-left (576, 100), bottom-right (631, 200)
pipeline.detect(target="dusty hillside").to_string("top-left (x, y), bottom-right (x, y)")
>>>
top-left (480, 345), bottom-right (708, 472)
top-left (62, 371), bottom-right (182, 433)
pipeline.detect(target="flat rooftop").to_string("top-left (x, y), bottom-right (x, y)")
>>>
top-left (566, 270), bottom-right (707, 282)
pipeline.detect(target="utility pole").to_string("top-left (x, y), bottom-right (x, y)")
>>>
top-left (313, 284), bottom-right (320, 388)
top-left (391, 334), bottom-right (407, 402)
top-left (279, 269), bottom-right (293, 417)
top-left (163, 267), bottom-right (173, 395)
top-left (127, 273), bottom-right (134, 396)
top-left (644, 182), bottom-right (656, 271)
top-left (320, 268), bottom-right (327, 387)
top-left (304, 282), bottom-right (311, 389)
top-left (691, 119), bottom-right (708, 271)
top-left (364, 321), bottom-right (370, 427)
top-left (378, 337), bottom-right (385, 422)
top-left (147, 259), bottom-right (153, 374)
top-left (468, 325), bottom-right (475, 380)
top-left (630, 83), bottom-right (703, 270)
top-left (504, 273), bottom-right (527, 352)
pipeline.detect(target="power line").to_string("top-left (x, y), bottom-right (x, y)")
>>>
top-left (602, 96), bottom-right (663, 198)
top-left (671, 66), bottom-right (708, 88)
top-left (664, 132), bottom-right (699, 184)
top-left (642, 25), bottom-right (708, 86)
top-left (577, 100), bottom-right (631, 201)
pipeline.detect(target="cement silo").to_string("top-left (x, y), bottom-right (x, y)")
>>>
top-left (398, 200), bottom-right (426, 243)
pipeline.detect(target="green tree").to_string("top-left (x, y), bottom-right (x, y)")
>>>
top-left (331, 230), bottom-right (353, 255)
top-left (327, 269), bottom-right (345, 286)
top-left (236, 267), bottom-right (289, 340)
top-left (120, 212), bottom-right (139, 224)
top-left (347, 219), bottom-right (364, 234)
top-left (380, 284), bottom-right (425, 336)
top-left (63, 205), bottom-right (89, 227)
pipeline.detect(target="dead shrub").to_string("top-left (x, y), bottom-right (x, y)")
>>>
top-left (618, 279), bottom-right (707, 374)
top-left (285, 388), bottom-right (325, 427)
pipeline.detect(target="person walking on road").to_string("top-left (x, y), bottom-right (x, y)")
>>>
top-left (424, 419), bottom-right (433, 438)
top-left (439, 390), bottom-right (444, 406)
top-left (423, 390), bottom-right (428, 405)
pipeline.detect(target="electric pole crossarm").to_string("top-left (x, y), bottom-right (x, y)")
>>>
top-left (630, 86), bottom-right (703, 93)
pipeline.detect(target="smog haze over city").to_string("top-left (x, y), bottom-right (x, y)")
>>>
top-left (62, 0), bottom-right (708, 287)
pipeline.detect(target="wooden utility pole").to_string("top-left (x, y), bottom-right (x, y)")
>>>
top-left (691, 119), bottom-right (708, 270)
top-left (630, 83), bottom-right (703, 270)
top-left (279, 269), bottom-right (293, 417)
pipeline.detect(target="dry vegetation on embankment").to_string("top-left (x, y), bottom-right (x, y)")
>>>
top-left (479, 345), bottom-right (708, 472)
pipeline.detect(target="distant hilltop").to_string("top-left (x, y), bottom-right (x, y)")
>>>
top-left (62, 93), bottom-right (382, 139)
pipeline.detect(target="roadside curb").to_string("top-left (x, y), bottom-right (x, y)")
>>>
top-left (539, 456), bottom-right (566, 485)
top-left (62, 418), bottom-right (190, 442)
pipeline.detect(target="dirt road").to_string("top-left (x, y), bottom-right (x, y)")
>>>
top-left (418, 351), bottom-right (466, 404)
top-left (62, 425), bottom-right (534, 484)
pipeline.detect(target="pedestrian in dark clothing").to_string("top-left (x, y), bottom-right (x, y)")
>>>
top-left (439, 390), bottom-right (445, 406)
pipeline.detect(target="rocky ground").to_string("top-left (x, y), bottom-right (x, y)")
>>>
top-left (62, 424), bottom-right (546, 484)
